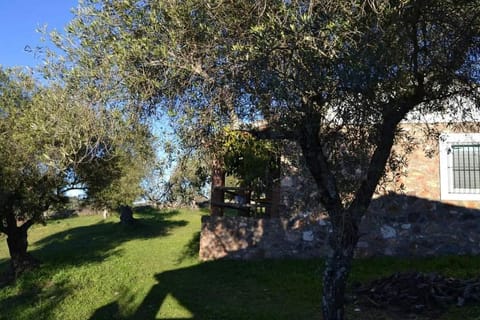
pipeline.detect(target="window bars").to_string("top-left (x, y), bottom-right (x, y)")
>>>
top-left (449, 144), bottom-right (480, 194)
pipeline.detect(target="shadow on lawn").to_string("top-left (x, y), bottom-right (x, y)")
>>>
top-left (90, 259), bottom-right (323, 320)
top-left (90, 194), bottom-right (480, 320)
top-left (32, 209), bottom-right (187, 266)
top-left (0, 208), bottom-right (188, 320)
top-left (175, 231), bottom-right (201, 264)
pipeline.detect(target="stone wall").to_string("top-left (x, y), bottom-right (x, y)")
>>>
top-left (359, 194), bottom-right (480, 257)
top-left (200, 194), bottom-right (480, 260)
top-left (279, 143), bottom-right (322, 217)
top-left (200, 213), bottom-right (330, 260)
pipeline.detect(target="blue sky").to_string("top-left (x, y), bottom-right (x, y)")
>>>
top-left (0, 1), bottom-right (78, 68)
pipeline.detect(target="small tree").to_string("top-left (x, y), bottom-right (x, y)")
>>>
top-left (168, 153), bottom-right (210, 206)
top-left (84, 124), bottom-right (156, 223)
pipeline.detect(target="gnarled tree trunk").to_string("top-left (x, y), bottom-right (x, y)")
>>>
top-left (322, 214), bottom-right (359, 320)
top-left (3, 212), bottom-right (39, 279)
top-left (322, 248), bottom-right (355, 320)
top-left (299, 123), bottom-right (363, 320)
top-left (6, 226), bottom-right (39, 278)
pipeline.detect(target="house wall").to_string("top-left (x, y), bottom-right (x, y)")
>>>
top-left (278, 123), bottom-right (480, 216)
top-left (393, 123), bottom-right (480, 209)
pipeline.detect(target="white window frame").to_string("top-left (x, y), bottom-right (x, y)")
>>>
top-left (440, 133), bottom-right (480, 201)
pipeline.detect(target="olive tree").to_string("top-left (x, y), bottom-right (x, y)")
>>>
top-left (0, 67), bottom-right (154, 277)
top-left (83, 123), bottom-right (156, 223)
top-left (57, 0), bottom-right (480, 318)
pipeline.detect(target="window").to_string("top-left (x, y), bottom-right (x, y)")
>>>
top-left (440, 133), bottom-right (480, 200)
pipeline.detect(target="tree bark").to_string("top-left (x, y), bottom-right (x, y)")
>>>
top-left (322, 210), bottom-right (359, 320)
top-left (298, 120), bottom-right (362, 319)
top-left (4, 216), bottom-right (39, 279)
top-left (6, 228), bottom-right (39, 277)
top-left (322, 247), bottom-right (356, 320)
top-left (119, 205), bottom-right (135, 225)
top-left (210, 158), bottom-right (225, 216)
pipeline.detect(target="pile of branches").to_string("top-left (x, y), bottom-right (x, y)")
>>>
top-left (355, 272), bottom-right (480, 312)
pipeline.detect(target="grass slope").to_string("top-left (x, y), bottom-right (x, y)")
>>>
top-left (0, 208), bottom-right (479, 319)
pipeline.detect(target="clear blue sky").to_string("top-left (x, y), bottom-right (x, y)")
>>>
top-left (0, 1), bottom-right (78, 68)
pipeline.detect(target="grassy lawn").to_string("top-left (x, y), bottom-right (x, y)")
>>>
top-left (0, 207), bottom-right (479, 320)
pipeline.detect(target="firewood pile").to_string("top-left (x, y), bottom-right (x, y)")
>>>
top-left (355, 272), bottom-right (480, 312)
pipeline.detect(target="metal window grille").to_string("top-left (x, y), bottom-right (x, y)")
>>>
top-left (449, 144), bottom-right (480, 194)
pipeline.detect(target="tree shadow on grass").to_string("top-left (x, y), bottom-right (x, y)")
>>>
top-left (31, 209), bottom-right (187, 267)
top-left (90, 259), bottom-right (323, 320)
top-left (134, 206), bottom-right (182, 219)
top-left (175, 231), bottom-right (201, 264)
top-left (89, 301), bottom-right (122, 320)
top-left (0, 207), bottom-right (188, 320)
top-left (0, 279), bottom-right (72, 320)
top-left (89, 256), bottom-right (480, 320)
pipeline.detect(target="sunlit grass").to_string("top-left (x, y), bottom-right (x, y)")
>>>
top-left (0, 208), bottom-right (479, 319)
top-left (0, 208), bottom-right (198, 320)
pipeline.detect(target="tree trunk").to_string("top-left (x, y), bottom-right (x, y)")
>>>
top-left (322, 243), bottom-right (356, 319)
top-left (119, 205), bottom-right (135, 225)
top-left (296, 107), bottom-right (406, 319)
top-left (102, 207), bottom-right (109, 219)
top-left (210, 158), bottom-right (225, 216)
top-left (5, 226), bottom-right (39, 279)
top-left (322, 210), bottom-right (359, 320)
top-left (315, 220), bottom-right (358, 320)
top-left (265, 155), bottom-right (281, 217)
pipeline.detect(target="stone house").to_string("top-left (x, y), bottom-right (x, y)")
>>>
top-left (200, 103), bottom-right (480, 260)
top-left (382, 98), bottom-right (479, 206)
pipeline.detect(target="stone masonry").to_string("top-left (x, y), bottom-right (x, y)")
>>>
top-left (200, 196), bottom-right (480, 260)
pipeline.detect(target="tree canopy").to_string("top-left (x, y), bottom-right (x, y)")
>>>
top-left (51, 0), bottom-right (480, 318)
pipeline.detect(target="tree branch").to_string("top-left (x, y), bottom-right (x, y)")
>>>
top-left (20, 219), bottom-right (35, 233)
top-left (298, 124), bottom-right (343, 213)
top-left (59, 186), bottom-right (87, 194)
top-left (242, 126), bottom-right (298, 141)
top-left (5, 209), bottom-right (16, 233)
top-left (350, 93), bottom-right (424, 218)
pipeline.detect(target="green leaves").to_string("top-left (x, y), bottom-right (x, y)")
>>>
top-left (251, 24), bottom-right (266, 35)
top-left (45, 0), bottom-right (480, 211)
top-left (222, 128), bottom-right (278, 186)
top-left (0, 67), bottom-right (155, 223)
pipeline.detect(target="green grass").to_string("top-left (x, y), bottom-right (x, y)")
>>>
top-left (0, 208), bottom-right (479, 319)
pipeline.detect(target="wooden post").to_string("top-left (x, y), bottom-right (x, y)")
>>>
top-left (210, 158), bottom-right (225, 216)
top-left (266, 156), bottom-right (281, 217)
